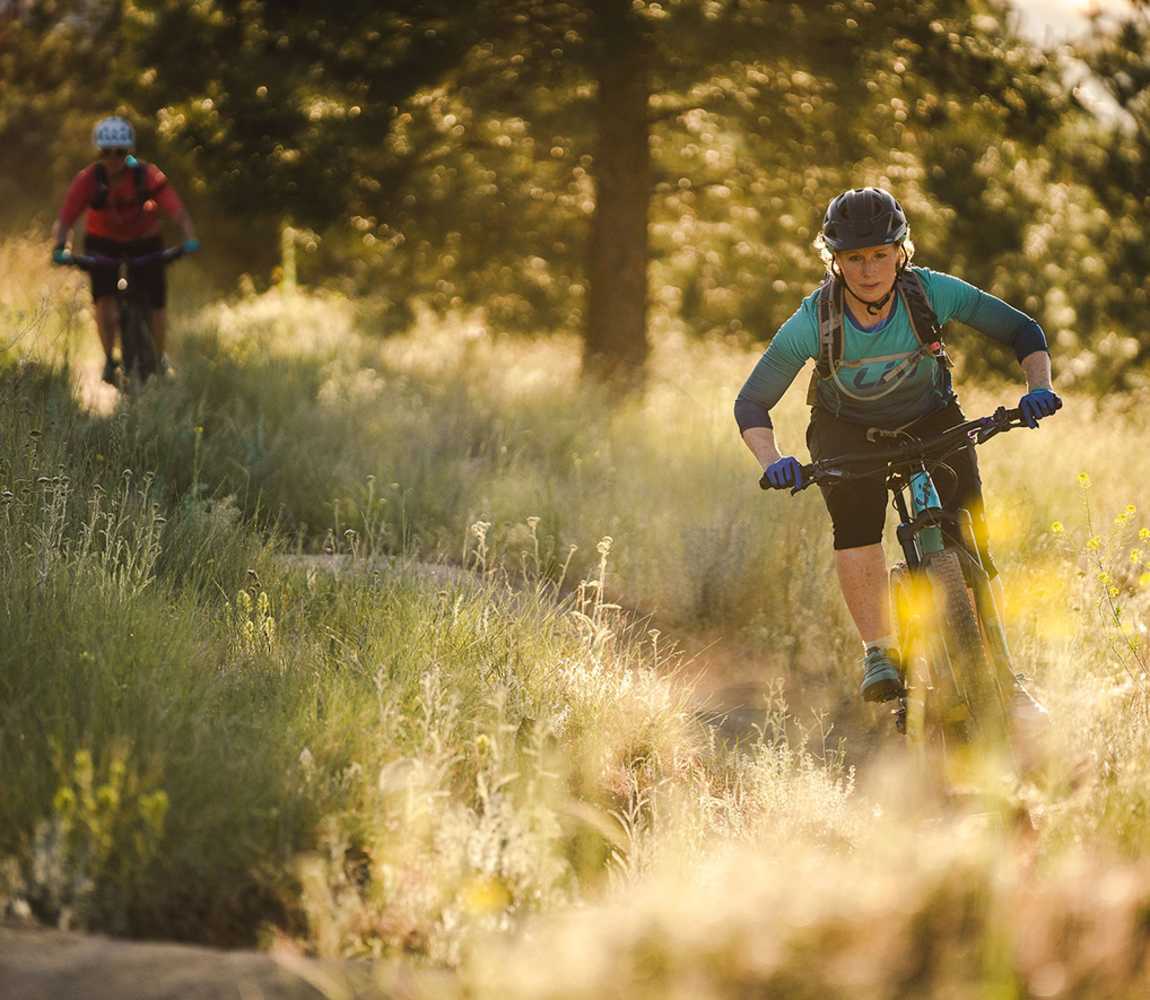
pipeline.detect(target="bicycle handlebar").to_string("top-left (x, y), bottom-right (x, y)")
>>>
top-left (63, 245), bottom-right (187, 271)
top-left (763, 405), bottom-right (1028, 494)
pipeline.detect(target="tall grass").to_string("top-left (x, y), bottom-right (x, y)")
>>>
top-left (3, 241), bottom-right (1150, 994)
top-left (156, 289), bottom-right (1150, 728)
top-left (0, 347), bottom-right (806, 955)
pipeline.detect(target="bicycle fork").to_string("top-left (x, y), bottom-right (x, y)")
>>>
top-left (892, 468), bottom-right (944, 569)
top-left (953, 509), bottom-right (1017, 700)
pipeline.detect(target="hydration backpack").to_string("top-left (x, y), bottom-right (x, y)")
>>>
top-left (805, 269), bottom-right (953, 406)
top-left (89, 159), bottom-right (164, 212)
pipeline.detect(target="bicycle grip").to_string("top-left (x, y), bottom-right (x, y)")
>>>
top-left (758, 463), bottom-right (816, 492)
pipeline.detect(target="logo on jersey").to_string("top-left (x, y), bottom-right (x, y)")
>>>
top-left (850, 357), bottom-right (922, 393)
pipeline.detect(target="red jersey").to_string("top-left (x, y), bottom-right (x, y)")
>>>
top-left (58, 161), bottom-right (185, 242)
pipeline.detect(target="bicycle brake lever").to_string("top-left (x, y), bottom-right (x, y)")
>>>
top-left (973, 412), bottom-right (1007, 444)
top-left (791, 467), bottom-right (829, 493)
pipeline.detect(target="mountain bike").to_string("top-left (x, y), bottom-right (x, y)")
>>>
top-left (64, 245), bottom-right (186, 387)
top-left (767, 406), bottom-right (1034, 751)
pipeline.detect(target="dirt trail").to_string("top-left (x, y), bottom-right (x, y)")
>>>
top-left (284, 554), bottom-right (888, 760)
top-left (0, 925), bottom-right (434, 1000)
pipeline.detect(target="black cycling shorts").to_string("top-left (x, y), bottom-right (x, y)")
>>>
top-left (805, 398), bottom-right (996, 577)
top-left (83, 234), bottom-right (167, 309)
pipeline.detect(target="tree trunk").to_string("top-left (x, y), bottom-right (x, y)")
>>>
top-left (584, 0), bottom-right (650, 381)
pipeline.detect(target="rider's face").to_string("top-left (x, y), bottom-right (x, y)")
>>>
top-left (835, 244), bottom-right (899, 301)
top-left (99, 148), bottom-right (131, 174)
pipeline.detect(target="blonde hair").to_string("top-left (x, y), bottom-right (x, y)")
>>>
top-left (813, 233), bottom-right (916, 277)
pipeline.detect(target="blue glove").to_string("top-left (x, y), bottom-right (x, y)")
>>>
top-left (1019, 387), bottom-right (1062, 429)
top-left (51, 245), bottom-right (71, 266)
top-left (761, 456), bottom-right (804, 490)
top-left (182, 238), bottom-right (201, 254)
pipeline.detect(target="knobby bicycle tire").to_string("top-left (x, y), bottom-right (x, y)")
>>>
top-left (120, 299), bottom-right (157, 383)
top-left (892, 548), bottom-right (1002, 747)
top-left (922, 547), bottom-right (1002, 741)
top-left (890, 562), bottom-right (955, 751)
top-left (890, 562), bottom-right (930, 745)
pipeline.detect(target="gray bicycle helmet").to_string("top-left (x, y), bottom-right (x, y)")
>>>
top-left (821, 187), bottom-right (908, 252)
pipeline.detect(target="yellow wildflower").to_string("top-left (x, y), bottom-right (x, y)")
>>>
top-left (460, 875), bottom-right (512, 915)
top-left (1132, 549), bottom-right (1144, 566)
top-left (1078, 472), bottom-right (1091, 489)
top-left (1050, 521), bottom-right (1064, 534)
top-left (1087, 535), bottom-right (1102, 551)
top-left (1140, 528), bottom-right (1150, 542)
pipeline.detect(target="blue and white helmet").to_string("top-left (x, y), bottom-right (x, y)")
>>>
top-left (92, 116), bottom-right (135, 150)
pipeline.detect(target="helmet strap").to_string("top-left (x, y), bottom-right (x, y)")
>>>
top-left (843, 251), bottom-right (908, 316)
top-left (862, 285), bottom-right (895, 316)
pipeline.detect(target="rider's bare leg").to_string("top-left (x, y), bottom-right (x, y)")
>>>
top-left (834, 543), bottom-right (891, 645)
top-left (150, 309), bottom-right (167, 357)
top-left (94, 297), bottom-right (118, 357)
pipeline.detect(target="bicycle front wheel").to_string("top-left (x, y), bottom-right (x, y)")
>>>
top-left (120, 299), bottom-right (157, 382)
top-left (921, 547), bottom-right (1004, 742)
top-left (891, 562), bottom-right (953, 750)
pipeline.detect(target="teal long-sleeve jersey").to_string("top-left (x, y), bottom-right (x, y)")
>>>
top-left (734, 266), bottom-right (1049, 430)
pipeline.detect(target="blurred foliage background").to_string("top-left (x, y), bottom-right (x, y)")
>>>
top-left (2, 0), bottom-right (1147, 383)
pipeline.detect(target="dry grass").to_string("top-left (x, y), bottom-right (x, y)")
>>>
top-left (2, 242), bottom-right (1150, 995)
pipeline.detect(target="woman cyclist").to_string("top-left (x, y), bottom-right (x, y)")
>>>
top-left (734, 187), bottom-right (1060, 706)
top-left (51, 115), bottom-right (199, 383)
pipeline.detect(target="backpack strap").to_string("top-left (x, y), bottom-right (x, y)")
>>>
top-left (872, 269), bottom-right (953, 386)
top-left (133, 160), bottom-right (165, 203)
top-left (88, 160), bottom-right (162, 211)
top-left (806, 276), bottom-right (843, 405)
top-left (89, 162), bottom-right (111, 210)
top-left (897, 269), bottom-right (947, 359)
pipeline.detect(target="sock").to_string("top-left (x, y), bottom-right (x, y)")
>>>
top-left (864, 635), bottom-right (896, 655)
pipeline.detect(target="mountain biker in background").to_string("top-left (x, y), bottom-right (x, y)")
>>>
top-left (734, 187), bottom-right (1060, 708)
top-left (50, 115), bottom-right (200, 384)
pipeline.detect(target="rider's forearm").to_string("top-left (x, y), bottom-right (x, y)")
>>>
top-left (741, 426), bottom-right (783, 471)
top-left (173, 208), bottom-right (197, 241)
top-left (51, 219), bottom-right (72, 248)
top-left (1020, 350), bottom-right (1053, 392)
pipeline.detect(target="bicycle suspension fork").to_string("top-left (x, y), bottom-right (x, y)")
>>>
top-left (892, 467), bottom-right (945, 569)
top-left (953, 509), bottom-right (1016, 684)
